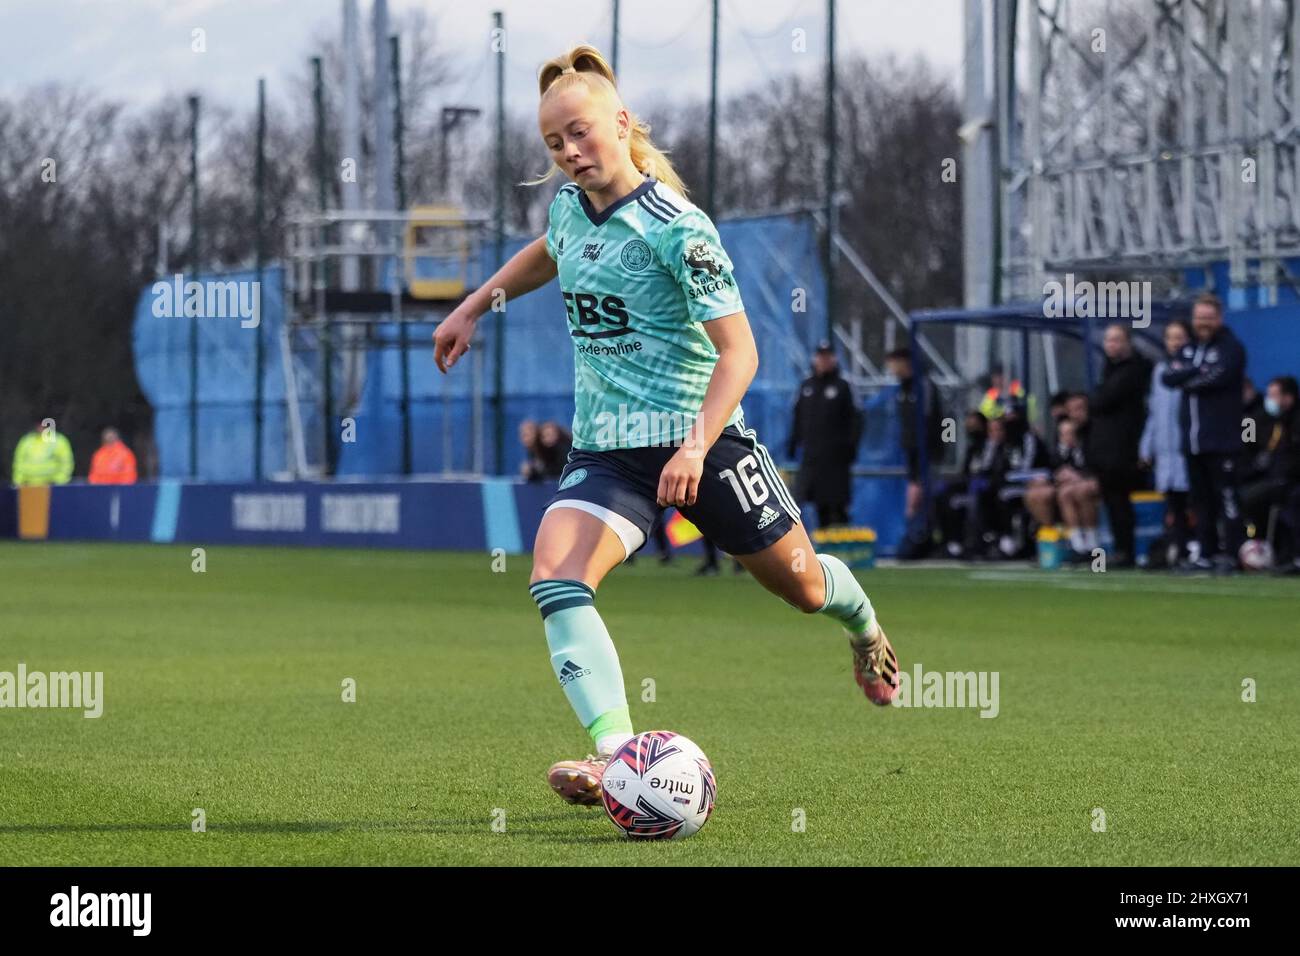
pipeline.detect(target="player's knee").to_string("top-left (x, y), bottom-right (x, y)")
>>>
top-left (530, 558), bottom-right (600, 592)
top-left (529, 559), bottom-right (565, 585)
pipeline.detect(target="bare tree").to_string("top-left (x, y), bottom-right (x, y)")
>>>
top-left (0, 36), bottom-right (963, 474)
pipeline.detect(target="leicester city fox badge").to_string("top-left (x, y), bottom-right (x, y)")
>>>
top-left (620, 238), bottom-right (652, 272)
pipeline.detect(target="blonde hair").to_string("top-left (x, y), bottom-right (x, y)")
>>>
top-left (531, 44), bottom-right (687, 196)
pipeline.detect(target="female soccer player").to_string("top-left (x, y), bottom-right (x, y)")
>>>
top-left (433, 45), bottom-right (899, 806)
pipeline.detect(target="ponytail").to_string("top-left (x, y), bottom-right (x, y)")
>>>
top-left (530, 44), bottom-right (688, 196)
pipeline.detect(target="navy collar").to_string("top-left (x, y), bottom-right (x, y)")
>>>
top-left (578, 177), bottom-right (656, 227)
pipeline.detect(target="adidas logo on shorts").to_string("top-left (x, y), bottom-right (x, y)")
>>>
top-left (756, 505), bottom-right (781, 530)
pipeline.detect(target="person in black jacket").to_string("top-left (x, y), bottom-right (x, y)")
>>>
top-left (962, 415), bottom-right (1011, 558)
top-left (1161, 293), bottom-right (1248, 570)
top-left (787, 342), bottom-right (863, 527)
top-left (935, 410), bottom-right (987, 555)
top-left (1085, 323), bottom-right (1151, 567)
top-left (885, 348), bottom-right (945, 521)
top-left (1239, 376), bottom-right (1276, 488)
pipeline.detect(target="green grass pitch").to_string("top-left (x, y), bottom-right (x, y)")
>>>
top-left (1, 540), bottom-right (1297, 866)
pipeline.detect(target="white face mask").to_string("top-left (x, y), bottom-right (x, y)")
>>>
top-left (1264, 397), bottom-right (1282, 418)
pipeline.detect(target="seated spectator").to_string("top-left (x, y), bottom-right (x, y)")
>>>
top-left (994, 400), bottom-right (1052, 557)
top-left (88, 428), bottom-right (138, 484)
top-left (1054, 417), bottom-right (1088, 472)
top-left (1003, 401), bottom-right (1050, 475)
top-left (1048, 391), bottom-right (1072, 427)
top-left (1026, 393), bottom-right (1103, 561)
top-left (1238, 375), bottom-right (1274, 511)
top-left (935, 411), bottom-right (988, 555)
top-left (961, 415), bottom-right (1011, 559)
top-left (1140, 320), bottom-right (1193, 566)
top-left (1240, 376), bottom-right (1300, 569)
top-left (1065, 391), bottom-right (1089, 431)
top-left (1025, 415), bottom-right (1087, 534)
top-left (1242, 376), bottom-right (1267, 458)
top-left (1241, 375), bottom-right (1279, 489)
top-left (12, 418), bottom-right (74, 486)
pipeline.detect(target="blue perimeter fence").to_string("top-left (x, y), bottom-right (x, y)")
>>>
top-left (135, 213), bottom-right (843, 482)
top-left (131, 212), bottom-right (912, 549)
top-left (128, 215), bottom-right (1300, 556)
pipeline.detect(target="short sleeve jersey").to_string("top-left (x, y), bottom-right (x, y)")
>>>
top-left (544, 177), bottom-right (745, 451)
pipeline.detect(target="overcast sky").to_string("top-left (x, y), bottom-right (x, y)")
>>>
top-left (0, 0), bottom-right (965, 115)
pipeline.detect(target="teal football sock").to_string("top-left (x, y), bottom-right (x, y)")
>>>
top-left (815, 553), bottom-right (877, 636)
top-left (529, 579), bottom-right (632, 751)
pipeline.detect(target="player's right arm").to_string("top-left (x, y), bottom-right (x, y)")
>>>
top-left (433, 235), bottom-right (557, 373)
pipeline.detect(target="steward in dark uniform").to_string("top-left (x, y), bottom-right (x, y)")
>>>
top-left (787, 342), bottom-right (862, 527)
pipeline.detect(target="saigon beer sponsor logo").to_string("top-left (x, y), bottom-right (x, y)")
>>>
top-left (682, 240), bottom-right (733, 298)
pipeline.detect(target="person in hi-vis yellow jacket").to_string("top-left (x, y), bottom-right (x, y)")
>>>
top-left (12, 420), bottom-right (74, 486)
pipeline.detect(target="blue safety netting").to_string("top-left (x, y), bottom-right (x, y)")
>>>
top-left (338, 212), bottom-right (829, 477)
top-left (133, 267), bottom-right (297, 480)
top-left (133, 213), bottom-right (836, 479)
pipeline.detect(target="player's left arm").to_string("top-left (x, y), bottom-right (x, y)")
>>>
top-left (658, 312), bottom-right (757, 508)
top-left (655, 210), bottom-right (755, 507)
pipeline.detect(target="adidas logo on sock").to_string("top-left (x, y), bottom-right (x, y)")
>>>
top-left (558, 659), bottom-right (592, 686)
top-left (756, 505), bottom-right (780, 530)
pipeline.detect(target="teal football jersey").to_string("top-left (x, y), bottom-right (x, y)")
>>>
top-left (544, 177), bottom-right (746, 451)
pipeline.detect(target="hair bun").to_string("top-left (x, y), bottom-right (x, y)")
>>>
top-left (561, 66), bottom-right (577, 74)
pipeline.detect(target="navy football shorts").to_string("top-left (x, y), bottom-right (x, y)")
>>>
top-left (543, 422), bottom-right (801, 559)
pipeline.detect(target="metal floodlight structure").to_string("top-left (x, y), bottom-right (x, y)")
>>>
top-left (1007, 0), bottom-right (1300, 297)
top-left (962, 0), bottom-right (1300, 384)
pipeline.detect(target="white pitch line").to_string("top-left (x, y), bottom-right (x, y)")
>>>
top-left (964, 570), bottom-right (1292, 598)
